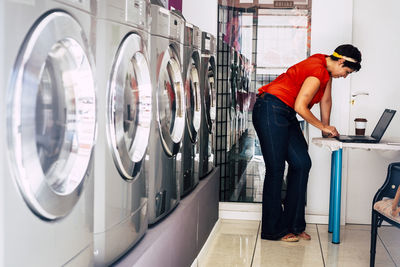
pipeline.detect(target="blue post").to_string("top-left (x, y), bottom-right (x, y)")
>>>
top-left (332, 148), bottom-right (343, 244)
top-left (328, 152), bottom-right (336, 233)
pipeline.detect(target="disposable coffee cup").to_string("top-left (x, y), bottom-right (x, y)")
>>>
top-left (354, 118), bottom-right (367, 135)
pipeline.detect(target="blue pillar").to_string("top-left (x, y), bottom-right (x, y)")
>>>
top-left (332, 148), bottom-right (343, 244)
top-left (328, 152), bottom-right (336, 233)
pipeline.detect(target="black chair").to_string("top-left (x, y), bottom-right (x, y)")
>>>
top-left (370, 162), bottom-right (400, 267)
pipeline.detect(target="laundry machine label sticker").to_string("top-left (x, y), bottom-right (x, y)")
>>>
top-left (205, 39), bottom-right (210, 51)
top-left (126, 0), bottom-right (145, 26)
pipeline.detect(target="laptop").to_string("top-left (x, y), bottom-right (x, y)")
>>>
top-left (335, 109), bottom-right (396, 143)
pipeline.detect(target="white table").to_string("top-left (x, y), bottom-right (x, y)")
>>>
top-left (312, 137), bottom-right (400, 243)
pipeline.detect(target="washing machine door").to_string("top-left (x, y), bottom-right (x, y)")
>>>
top-left (7, 12), bottom-right (96, 220)
top-left (185, 52), bottom-right (201, 143)
top-left (108, 33), bottom-right (152, 180)
top-left (157, 46), bottom-right (185, 156)
top-left (204, 56), bottom-right (216, 133)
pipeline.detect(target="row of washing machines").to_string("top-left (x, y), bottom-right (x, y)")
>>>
top-left (227, 44), bottom-right (251, 152)
top-left (0, 0), bottom-right (216, 266)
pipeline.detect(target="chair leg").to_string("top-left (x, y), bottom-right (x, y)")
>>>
top-left (370, 212), bottom-right (379, 267)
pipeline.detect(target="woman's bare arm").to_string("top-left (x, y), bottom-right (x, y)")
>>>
top-left (320, 78), bottom-right (334, 137)
top-left (294, 76), bottom-right (339, 137)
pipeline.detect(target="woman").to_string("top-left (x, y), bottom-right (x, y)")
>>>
top-left (252, 44), bottom-right (362, 242)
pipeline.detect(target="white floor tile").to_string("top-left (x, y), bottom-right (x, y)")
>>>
top-left (378, 226), bottom-right (400, 265)
top-left (252, 224), bottom-right (324, 267)
top-left (318, 224), bottom-right (395, 267)
top-left (198, 219), bottom-right (260, 267)
top-left (198, 221), bottom-right (399, 267)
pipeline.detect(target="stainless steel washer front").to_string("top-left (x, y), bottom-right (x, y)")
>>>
top-left (147, 4), bottom-right (186, 224)
top-left (157, 46), bottom-right (185, 156)
top-left (186, 58), bottom-right (202, 142)
top-left (108, 33), bottom-right (152, 180)
top-left (199, 32), bottom-right (216, 179)
top-left (7, 11), bottom-right (96, 220)
top-left (94, 1), bottom-right (152, 263)
top-left (204, 59), bottom-right (216, 131)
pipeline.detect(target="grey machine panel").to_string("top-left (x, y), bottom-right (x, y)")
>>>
top-left (179, 21), bottom-right (202, 197)
top-left (94, 0), bottom-right (151, 265)
top-left (3, 1), bottom-right (96, 265)
top-left (199, 31), bottom-right (216, 179)
top-left (147, 4), bottom-right (186, 224)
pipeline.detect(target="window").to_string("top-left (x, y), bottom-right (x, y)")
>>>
top-left (256, 9), bottom-right (310, 75)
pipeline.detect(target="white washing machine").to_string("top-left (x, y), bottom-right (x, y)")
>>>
top-left (178, 20), bottom-right (202, 197)
top-left (2, 1), bottom-right (96, 266)
top-left (93, 0), bottom-right (151, 265)
top-left (147, 3), bottom-right (186, 224)
top-left (199, 32), bottom-right (217, 179)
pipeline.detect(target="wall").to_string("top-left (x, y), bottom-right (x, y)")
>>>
top-left (306, 0), bottom-right (353, 223)
top-left (169, 0), bottom-right (183, 11)
top-left (182, 0), bottom-right (218, 36)
top-left (181, 0), bottom-right (400, 225)
top-left (346, 0), bottom-right (400, 224)
top-left (308, 0), bottom-right (400, 225)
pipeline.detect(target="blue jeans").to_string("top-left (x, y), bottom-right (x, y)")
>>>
top-left (252, 93), bottom-right (311, 240)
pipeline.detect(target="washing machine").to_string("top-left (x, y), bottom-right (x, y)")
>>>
top-left (229, 46), bottom-right (238, 150)
top-left (228, 46), bottom-right (237, 188)
top-left (243, 57), bottom-right (251, 132)
top-left (178, 21), bottom-right (202, 197)
top-left (2, 1), bottom-right (96, 266)
top-left (147, 3), bottom-right (186, 224)
top-left (169, 9), bottom-right (189, 198)
top-left (93, 0), bottom-right (151, 265)
top-left (199, 31), bottom-right (217, 179)
top-left (224, 43), bottom-right (232, 152)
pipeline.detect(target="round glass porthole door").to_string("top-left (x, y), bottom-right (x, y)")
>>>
top-left (204, 56), bottom-right (216, 132)
top-left (7, 12), bottom-right (96, 220)
top-left (108, 33), bottom-right (152, 180)
top-left (157, 46), bottom-right (185, 156)
top-left (185, 53), bottom-right (201, 143)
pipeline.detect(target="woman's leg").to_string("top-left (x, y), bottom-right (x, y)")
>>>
top-left (283, 120), bottom-right (312, 234)
top-left (252, 97), bottom-right (290, 240)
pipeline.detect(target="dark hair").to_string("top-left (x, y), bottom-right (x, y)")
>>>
top-left (330, 44), bottom-right (362, 71)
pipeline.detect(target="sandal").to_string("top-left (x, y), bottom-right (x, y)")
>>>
top-left (296, 231), bottom-right (311, 240)
top-left (280, 233), bottom-right (299, 242)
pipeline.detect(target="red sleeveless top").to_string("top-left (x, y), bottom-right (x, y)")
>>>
top-left (258, 54), bottom-right (330, 109)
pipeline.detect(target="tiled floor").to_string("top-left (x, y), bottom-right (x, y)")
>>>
top-left (217, 127), bottom-right (400, 266)
top-left (196, 219), bottom-right (400, 267)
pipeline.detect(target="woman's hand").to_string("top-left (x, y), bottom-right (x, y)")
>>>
top-left (322, 125), bottom-right (339, 137)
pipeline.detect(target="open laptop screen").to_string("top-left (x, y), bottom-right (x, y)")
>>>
top-left (371, 109), bottom-right (396, 140)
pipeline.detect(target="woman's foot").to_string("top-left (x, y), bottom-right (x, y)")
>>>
top-left (296, 231), bottom-right (311, 240)
top-left (280, 233), bottom-right (299, 242)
